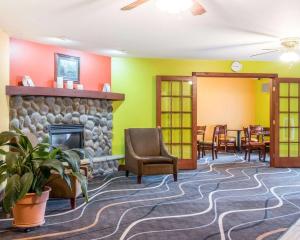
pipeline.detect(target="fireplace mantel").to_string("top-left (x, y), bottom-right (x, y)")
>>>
top-left (6, 86), bottom-right (125, 101)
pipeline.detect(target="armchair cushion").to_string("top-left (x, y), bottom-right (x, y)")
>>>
top-left (128, 128), bottom-right (161, 156)
top-left (138, 156), bottom-right (175, 164)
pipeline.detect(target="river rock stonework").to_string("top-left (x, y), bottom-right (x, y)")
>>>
top-left (9, 96), bottom-right (113, 160)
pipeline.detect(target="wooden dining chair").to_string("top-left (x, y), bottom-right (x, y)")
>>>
top-left (197, 126), bottom-right (206, 158)
top-left (243, 127), bottom-right (266, 161)
top-left (198, 126), bottom-right (218, 160)
top-left (216, 125), bottom-right (236, 153)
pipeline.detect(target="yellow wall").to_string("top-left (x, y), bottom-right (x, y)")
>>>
top-left (255, 78), bottom-right (271, 127)
top-left (197, 77), bottom-right (256, 139)
top-left (0, 29), bottom-right (9, 132)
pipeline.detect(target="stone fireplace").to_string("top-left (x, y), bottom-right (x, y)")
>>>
top-left (9, 95), bottom-right (118, 175)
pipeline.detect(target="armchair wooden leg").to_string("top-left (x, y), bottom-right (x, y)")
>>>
top-left (248, 150), bottom-right (251, 162)
top-left (70, 198), bottom-right (76, 209)
top-left (215, 149), bottom-right (218, 159)
top-left (212, 148), bottom-right (215, 160)
top-left (173, 173), bottom-right (178, 182)
top-left (245, 150), bottom-right (247, 160)
top-left (137, 176), bottom-right (142, 184)
top-left (125, 170), bottom-right (129, 177)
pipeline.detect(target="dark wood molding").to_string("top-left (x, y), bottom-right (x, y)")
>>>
top-left (192, 72), bottom-right (278, 79)
top-left (6, 86), bottom-right (125, 101)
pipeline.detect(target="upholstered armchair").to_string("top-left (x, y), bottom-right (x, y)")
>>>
top-left (125, 128), bottom-right (178, 184)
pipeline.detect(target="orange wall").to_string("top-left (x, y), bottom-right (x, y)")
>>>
top-left (197, 77), bottom-right (256, 139)
top-left (10, 38), bottom-right (111, 90)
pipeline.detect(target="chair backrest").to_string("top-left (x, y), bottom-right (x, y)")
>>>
top-left (215, 125), bottom-right (227, 144)
top-left (197, 126), bottom-right (206, 142)
top-left (249, 125), bottom-right (263, 141)
top-left (211, 125), bottom-right (226, 144)
top-left (126, 128), bottom-right (161, 156)
top-left (243, 127), bottom-right (250, 143)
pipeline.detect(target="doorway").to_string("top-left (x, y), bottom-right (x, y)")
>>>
top-left (193, 72), bottom-right (278, 166)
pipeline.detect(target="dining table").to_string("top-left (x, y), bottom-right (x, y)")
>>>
top-left (227, 129), bottom-right (243, 152)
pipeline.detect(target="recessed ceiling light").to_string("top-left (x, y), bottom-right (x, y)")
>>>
top-left (42, 36), bottom-right (78, 45)
top-left (100, 49), bottom-right (128, 56)
top-left (156, 0), bottom-right (193, 14)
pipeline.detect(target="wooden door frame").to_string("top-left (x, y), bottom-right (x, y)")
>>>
top-left (156, 75), bottom-right (198, 170)
top-left (192, 72), bottom-right (278, 167)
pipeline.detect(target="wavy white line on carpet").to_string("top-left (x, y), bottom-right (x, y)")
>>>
top-left (45, 158), bottom-right (223, 226)
top-left (43, 159), bottom-right (240, 228)
top-left (227, 189), bottom-right (300, 240)
top-left (42, 156), bottom-right (225, 225)
top-left (13, 158), bottom-right (247, 239)
top-left (96, 164), bottom-right (268, 240)
top-left (218, 184), bottom-right (300, 240)
top-left (119, 168), bottom-right (292, 240)
top-left (123, 168), bottom-right (298, 240)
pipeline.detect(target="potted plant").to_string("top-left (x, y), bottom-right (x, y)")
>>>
top-left (0, 129), bottom-right (88, 228)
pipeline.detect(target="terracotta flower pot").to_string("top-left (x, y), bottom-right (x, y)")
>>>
top-left (12, 186), bottom-right (51, 228)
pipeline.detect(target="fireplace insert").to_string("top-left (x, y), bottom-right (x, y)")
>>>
top-left (48, 124), bottom-right (84, 151)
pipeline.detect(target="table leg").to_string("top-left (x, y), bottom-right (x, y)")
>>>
top-left (237, 130), bottom-right (242, 152)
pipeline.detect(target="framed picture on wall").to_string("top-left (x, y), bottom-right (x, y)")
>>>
top-left (55, 53), bottom-right (80, 83)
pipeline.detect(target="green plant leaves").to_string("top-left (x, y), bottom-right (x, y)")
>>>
top-left (0, 129), bottom-right (89, 211)
top-left (18, 172), bottom-right (33, 201)
top-left (3, 174), bottom-right (21, 212)
top-left (5, 152), bottom-right (19, 173)
top-left (61, 150), bottom-right (80, 172)
top-left (72, 171), bottom-right (88, 202)
top-left (40, 159), bottom-right (64, 175)
top-left (0, 131), bottom-right (18, 146)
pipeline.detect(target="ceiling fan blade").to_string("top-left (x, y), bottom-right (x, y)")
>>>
top-left (191, 0), bottom-right (206, 16)
top-left (261, 48), bottom-right (280, 51)
top-left (121, 0), bottom-right (150, 10)
top-left (251, 49), bottom-right (280, 57)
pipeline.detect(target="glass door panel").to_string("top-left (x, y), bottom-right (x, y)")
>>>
top-left (157, 76), bottom-right (197, 170)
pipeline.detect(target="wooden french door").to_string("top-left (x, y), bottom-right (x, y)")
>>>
top-left (273, 78), bottom-right (300, 167)
top-left (156, 76), bottom-right (197, 170)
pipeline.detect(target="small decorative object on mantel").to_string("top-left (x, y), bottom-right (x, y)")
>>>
top-left (22, 75), bottom-right (35, 87)
top-left (66, 80), bottom-right (74, 90)
top-left (56, 76), bottom-right (64, 88)
top-left (102, 83), bottom-right (111, 92)
top-left (55, 53), bottom-right (80, 83)
top-left (76, 84), bottom-right (84, 90)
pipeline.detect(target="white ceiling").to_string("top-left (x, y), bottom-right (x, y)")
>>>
top-left (0, 0), bottom-right (300, 60)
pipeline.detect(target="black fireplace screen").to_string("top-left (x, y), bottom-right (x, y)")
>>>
top-left (49, 124), bottom-right (84, 150)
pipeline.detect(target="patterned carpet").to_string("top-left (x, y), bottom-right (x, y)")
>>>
top-left (1, 154), bottom-right (300, 240)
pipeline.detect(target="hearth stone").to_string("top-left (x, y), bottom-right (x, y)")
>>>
top-left (91, 155), bottom-right (123, 176)
top-left (9, 96), bottom-right (113, 159)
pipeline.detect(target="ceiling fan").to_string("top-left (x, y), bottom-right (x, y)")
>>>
top-left (251, 37), bottom-right (300, 62)
top-left (121, 0), bottom-right (206, 16)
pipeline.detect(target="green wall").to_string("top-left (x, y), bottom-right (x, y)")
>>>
top-left (112, 58), bottom-right (300, 154)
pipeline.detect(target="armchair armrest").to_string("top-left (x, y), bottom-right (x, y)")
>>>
top-left (160, 142), bottom-right (177, 160)
top-left (125, 130), bottom-right (144, 173)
